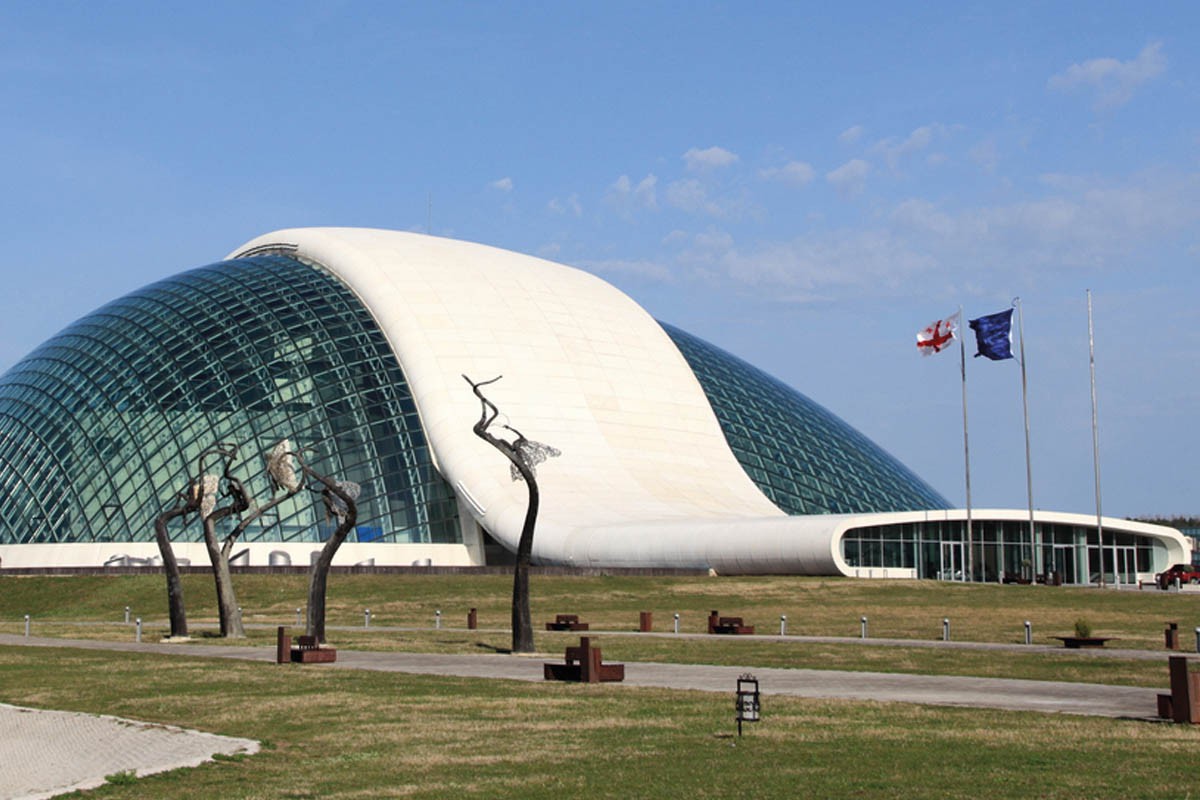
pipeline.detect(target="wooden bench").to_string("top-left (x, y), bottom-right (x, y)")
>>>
top-left (708, 610), bottom-right (755, 635)
top-left (544, 637), bottom-right (624, 683)
top-left (1159, 655), bottom-right (1200, 723)
top-left (291, 634), bottom-right (337, 663)
top-left (545, 613), bottom-right (590, 632)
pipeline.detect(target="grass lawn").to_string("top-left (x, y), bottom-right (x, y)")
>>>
top-left (2, 644), bottom-right (1198, 799)
top-left (2, 572), bottom-right (1197, 688)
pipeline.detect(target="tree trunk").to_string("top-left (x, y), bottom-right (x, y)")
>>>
top-left (511, 471), bottom-right (539, 653)
top-left (306, 495), bottom-right (357, 644)
top-left (202, 513), bottom-right (244, 638)
top-left (154, 504), bottom-right (191, 639)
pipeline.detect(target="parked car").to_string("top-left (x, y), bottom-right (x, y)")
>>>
top-left (1157, 563), bottom-right (1200, 588)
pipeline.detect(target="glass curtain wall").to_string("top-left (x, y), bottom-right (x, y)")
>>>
top-left (0, 254), bottom-right (460, 546)
top-left (842, 521), bottom-right (1155, 584)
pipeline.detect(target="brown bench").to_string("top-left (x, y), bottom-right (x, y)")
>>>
top-left (291, 634), bottom-right (337, 663)
top-left (545, 613), bottom-right (590, 632)
top-left (1158, 655), bottom-right (1200, 723)
top-left (708, 610), bottom-right (755, 635)
top-left (544, 637), bottom-right (625, 683)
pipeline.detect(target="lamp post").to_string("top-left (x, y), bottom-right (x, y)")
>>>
top-left (735, 674), bottom-right (761, 737)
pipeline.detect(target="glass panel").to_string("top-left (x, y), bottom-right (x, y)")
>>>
top-left (0, 255), bottom-right (460, 546)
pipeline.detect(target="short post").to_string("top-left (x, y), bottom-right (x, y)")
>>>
top-left (435, 609), bottom-right (442, 629)
top-left (275, 626), bottom-right (291, 664)
top-left (1194, 627), bottom-right (1200, 654)
top-left (942, 617), bottom-right (950, 642)
top-left (24, 614), bottom-right (30, 638)
top-left (295, 607), bottom-right (302, 627)
top-left (1175, 576), bottom-right (1182, 591)
top-left (135, 617), bottom-right (142, 643)
top-left (639, 611), bottom-right (653, 632)
top-left (364, 608), bottom-right (371, 628)
top-left (124, 606), bottom-right (130, 624)
top-left (468, 608), bottom-right (478, 630)
top-left (1024, 620), bottom-right (1032, 645)
top-left (1166, 621), bottom-right (1180, 650)
top-left (860, 615), bottom-right (868, 639)
top-left (673, 612), bottom-right (680, 634)
top-left (780, 614), bottom-right (787, 636)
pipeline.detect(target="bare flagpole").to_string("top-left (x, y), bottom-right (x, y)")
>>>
top-left (1015, 298), bottom-right (1036, 582)
top-left (1088, 290), bottom-right (1106, 588)
top-left (958, 306), bottom-right (974, 582)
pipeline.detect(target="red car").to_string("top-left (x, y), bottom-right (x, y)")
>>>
top-left (1157, 564), bottom-right (1200, 588)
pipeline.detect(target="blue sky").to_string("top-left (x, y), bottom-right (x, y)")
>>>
top-left (1, 2), bottom-right (1196, 518)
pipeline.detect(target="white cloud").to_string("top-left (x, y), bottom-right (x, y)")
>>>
top-left (606, 174), bottom-right (658, 217)
top-left (665, 178), bottom-right (725, 216)
top-left (692, 172), bottom-right (1199, 301)
top-left (489, 177), bottom-right (514, 192)
top-left (870, 125), bottom-right (941, 169)
top-left (683, 146), bottom-right (739, 171)
top-left (548, 193), bottom-right (583, 217)
top-left (825, 159), bottom-right (870, 195)
top-left (1048, 41), bottom-right (1166, 109)
top-left (839, 125), bottom-right (864, 145)
top-left (759, 161), bottom-right (815, 186)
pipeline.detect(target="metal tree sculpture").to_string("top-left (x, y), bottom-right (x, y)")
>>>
top-left (199, 441), bottom-right (306, 638)
top-left (292, 449), bottom-right (360, 644)
top-left (153, 476), bottom-right (205, 639)
top-left (463, 374), bottom-right (560, 654)
top-left (197, 444), bottom-right (251, 638)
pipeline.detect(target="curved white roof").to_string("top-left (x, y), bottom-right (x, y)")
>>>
top-left (230, 228), bottom-right (813, 568)
top-left (227, 229), bottom-right (1190, 575)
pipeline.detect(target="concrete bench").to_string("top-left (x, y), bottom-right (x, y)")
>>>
top-left (544, 637), bottom-right (624, 683)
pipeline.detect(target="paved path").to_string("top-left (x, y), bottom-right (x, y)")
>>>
top-left (0, 633), bottom-right (1163, 719)
top-left (0, 702), bottom-right (257, 800)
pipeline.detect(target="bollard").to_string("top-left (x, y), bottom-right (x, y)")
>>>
top-left (296, 607), bottom-right (302, 627)
top-left (860, 615), bottom-right (868, 639)
top-left (468, 607), bottom-right (478, 630)
top-left (1195, 627), bottom-right (1200, 654)
top-left (135, 617), bottom-right (142, 643)
top-left (24, 614), bottom-right (30, 638)
top-left (124, 606), bottom-right (130, 624)
top-left (639, 611), bottom-right (653, 632)
top-left (674, 612), bottom-right (680, 634)
top-left (780, 615), bottom-right (787, 636)
top-left (435, 609), bottom-right (442, 630)
top-left (1024, 620), bottom-right (1032, 645)
top-left (364, 608), bottom-right (371, 628)
top-left (942, 617), bottom-right (950, 642)
top-left (1176, 577), bottom-right (1182, 592)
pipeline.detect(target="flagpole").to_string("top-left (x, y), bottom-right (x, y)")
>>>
top-left (1088, 290), bottom-right (1106, 588)
top-left (1015, 298), bottom-right (1036, 582)
top-left (958, 305), bottom-right (974, 582)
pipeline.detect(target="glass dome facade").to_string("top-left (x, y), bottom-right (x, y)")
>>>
top-left (0, 255), bottom-right (461, 546)
top-left (663, 323), bottom-right (950, 514)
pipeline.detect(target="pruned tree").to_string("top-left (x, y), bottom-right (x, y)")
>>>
top-left (199, 440), bottom-right (306, 638)
top-left (291, 449), bottom-right (360, 643)
top-left (463, 374), bottom-right (560, 654)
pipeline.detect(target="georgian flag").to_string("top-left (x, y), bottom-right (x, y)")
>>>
top-left (916, 312), bottom-right (960, 356)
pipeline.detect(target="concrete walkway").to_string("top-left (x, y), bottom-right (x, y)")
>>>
top-left (0, 702), bottom-right (257, 800)
top-left (0, 632), bottom-right (1163, 719)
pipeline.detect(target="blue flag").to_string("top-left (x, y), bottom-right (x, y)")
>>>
top-left (968, 309), bottom-right (1014, 360)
